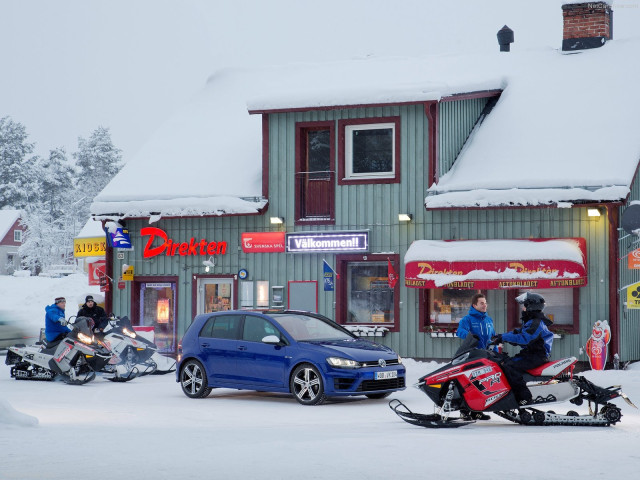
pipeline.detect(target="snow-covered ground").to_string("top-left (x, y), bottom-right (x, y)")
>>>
top-left (1, 274), bottom-right (639, 479)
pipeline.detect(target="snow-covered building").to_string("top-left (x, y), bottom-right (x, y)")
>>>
top-left (91, 2), bottom-right (640, 363)
top-left (0, 210), bottom-right (24, 275)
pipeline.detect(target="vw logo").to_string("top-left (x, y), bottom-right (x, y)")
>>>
top-left (378, 359), bottom-right (386, 368)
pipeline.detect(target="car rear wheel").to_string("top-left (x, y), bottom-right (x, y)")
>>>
top-left (180, 359), bottom-right (212, 398)
top-left (290, 363), bottom-right (326, 406)
top-left (365, 392), bottom-right (391, 400)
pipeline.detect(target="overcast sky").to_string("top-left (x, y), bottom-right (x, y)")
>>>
top-left (1, 0), bottom-right (637, 163)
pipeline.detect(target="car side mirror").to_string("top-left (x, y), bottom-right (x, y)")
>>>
top-left (262, 335), bottom-right (281, 345)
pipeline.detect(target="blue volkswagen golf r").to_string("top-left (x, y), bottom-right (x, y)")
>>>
top-left (176, 310), bottom-right (405, 405)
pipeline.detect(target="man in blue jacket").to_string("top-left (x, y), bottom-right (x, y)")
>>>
top-left (456, 293), bottom-right (495, 349)
top-left (492, 292), bottom-right (554, 406)
top-left (456, 293), bottom-right (495, 420)
top-left (45, 296), bottom-right (70, 343)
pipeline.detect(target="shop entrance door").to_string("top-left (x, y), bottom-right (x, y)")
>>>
top-left (136, 281), bottom-right (177, 354)
top-left (198, 277), bottom-right (235, 314)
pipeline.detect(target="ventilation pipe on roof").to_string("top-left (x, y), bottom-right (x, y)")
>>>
top-left (497, 25), bottom-right (514, 52)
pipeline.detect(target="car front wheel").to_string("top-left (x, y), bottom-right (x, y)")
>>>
top-left (180, 359), bottom-right (212, 398)
top-left (290, 363), bottom-right (326, 406)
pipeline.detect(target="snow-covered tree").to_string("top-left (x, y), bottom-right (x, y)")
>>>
top-left (39, 147), bottom-right (76, 218)
top-left (0, 116), bottom-right (38, 209)
top-left (19, 207), bottom-right (69, 274)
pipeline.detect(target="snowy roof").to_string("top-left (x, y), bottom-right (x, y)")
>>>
top-left (0, 210), bottom-right (21, 241)
top-left (76, 219), bottom-right (105, 239)
top-left (91, 5), bottom-right (640, 219)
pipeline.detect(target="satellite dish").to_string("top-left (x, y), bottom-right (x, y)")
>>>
top-left (621, 204), bottom-right (640, 234)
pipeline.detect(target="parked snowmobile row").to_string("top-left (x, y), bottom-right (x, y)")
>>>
top-left (390, 336), bottom-right (636, 428)
top-left (5, 315), bottom-right (175, 385)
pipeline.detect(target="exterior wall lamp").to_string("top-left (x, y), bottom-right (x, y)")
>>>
top-left (587, 208), bottom-right (601, 217)
top-left (203, 257), bottom-right (216, 272)
top-left (398, 213), bottom-right (413, 222)
top-left (270, 217), bottom-right (284, 224)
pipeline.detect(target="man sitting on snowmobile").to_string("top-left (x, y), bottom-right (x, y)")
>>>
top-left (77, 295), bottom-right (108, 332)
top-left (491, 292), bottom-right (554, 406)
top-left (45, 296), bottom-right (70, 344)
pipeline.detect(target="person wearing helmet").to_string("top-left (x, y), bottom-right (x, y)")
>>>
top-left (491, 292), bottom-right (554, 406)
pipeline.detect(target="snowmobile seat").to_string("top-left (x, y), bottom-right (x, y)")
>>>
top-left (526, 357), bottom-right (577, 378)
top-left (42, 336), bottom-right (65, 354)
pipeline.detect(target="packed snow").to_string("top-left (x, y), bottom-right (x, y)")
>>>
top-left (1, 273), bottom-right (640, 479)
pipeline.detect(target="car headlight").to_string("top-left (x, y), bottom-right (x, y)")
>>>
top-left (326, 357), bottom-right (361, 369)
top-left (397, 355), bottom-right (403, 364)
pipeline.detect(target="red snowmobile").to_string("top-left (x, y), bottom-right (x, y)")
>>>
top-left (390, 336), bottom-right (636, 428)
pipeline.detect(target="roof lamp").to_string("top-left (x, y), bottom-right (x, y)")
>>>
top-left (270, 217), bottom-right (284, 224)
top-left (587, 209), bottom-right (601, 217)
top-left (398, 213), bottom-right (413, 222)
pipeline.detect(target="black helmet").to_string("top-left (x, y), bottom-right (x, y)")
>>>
top-left (516, 292), bottom-right (545, 311)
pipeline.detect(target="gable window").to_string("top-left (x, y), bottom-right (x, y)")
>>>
top-left (14, 230), bottom-right (22, 242)
top-left (295, 121), bottom-right (335, 225)
top-left (338, 117), bottom-right (401, 185)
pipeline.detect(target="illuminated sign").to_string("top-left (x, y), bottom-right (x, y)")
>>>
top-left (140, 227), bottom-right (227, 259)
top-left (286, 231), bottom-right (369, 253)
top-left (74, 237), bottom-right (107, 257)
top-left (241, 232), bottom-right (285, 253)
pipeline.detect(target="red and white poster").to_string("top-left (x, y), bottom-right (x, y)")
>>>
top-left (88, 260), bottom-right (106, 286)
top-left (241, 232), bottom-right (285, 253)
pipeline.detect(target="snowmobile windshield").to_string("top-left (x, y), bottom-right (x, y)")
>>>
top-left (118, 316), bottom-right (134, 330)
top-left (453, 334), bottom-right (479, 357)
top-left (74, 317), bottom-right (94, 337)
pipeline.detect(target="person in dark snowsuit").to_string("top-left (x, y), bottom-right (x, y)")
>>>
top-left (77, 295), bottom-right (108, 332)
top-left (45, 296), bottom-right (70, 343)
top-left (456, 293), bottom-right (496, 349)
top-left (492, 292), bottom-right (554, 406)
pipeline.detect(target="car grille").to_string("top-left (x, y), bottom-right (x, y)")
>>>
top-left (359, 359), bottom-right (402, 368)
top-left (357, 377), bottom-right (405, 392)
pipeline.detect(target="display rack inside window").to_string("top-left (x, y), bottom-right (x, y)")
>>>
top-left (426, 289), bottom-right (482, 335)
top-left (346, 263), bottom-right (394, 326)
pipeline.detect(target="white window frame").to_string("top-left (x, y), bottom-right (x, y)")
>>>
top-left (14, 230), bottom-right (22, 242)
top-left (344, 122), bottom-right (396, 179)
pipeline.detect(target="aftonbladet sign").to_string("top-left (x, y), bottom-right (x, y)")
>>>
top-left (404, 259), bottom-right (588, 289)
top-left (140, 227), bottom-right (227, 259)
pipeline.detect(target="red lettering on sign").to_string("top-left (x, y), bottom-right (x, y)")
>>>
top-left (140, 227), bottom-right (227, 259)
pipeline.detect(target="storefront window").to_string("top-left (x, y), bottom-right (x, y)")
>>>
top-left (139, 282), bottom-right (176, 353)
top-left (508, 288), bottom-right (579, 334)
top-left (427, 289), bottom-right (481, 328)
top-left (346, 261), bottom-right (394, 324)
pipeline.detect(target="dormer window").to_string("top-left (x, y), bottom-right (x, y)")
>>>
top-left (14, 230), bottom-right (22, 243)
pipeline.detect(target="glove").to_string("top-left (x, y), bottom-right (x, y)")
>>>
top-left (490, 334), bottom-right (502, 345)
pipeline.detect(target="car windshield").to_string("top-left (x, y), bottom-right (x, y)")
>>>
top-left (271, 314), bottom-right (353, 341)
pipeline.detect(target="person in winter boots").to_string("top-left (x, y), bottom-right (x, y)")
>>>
top-left (456, 293), bottom-right (495, 420)
top-left (44, 296), bottom-right (70, 343)
top-left (491, 292), bottom-right (554, 406)
top-left (456, 293), bottom-right (496, 349)
top-left (77, 295), bottom-right (108, 332)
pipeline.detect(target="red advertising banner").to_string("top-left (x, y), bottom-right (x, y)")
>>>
top-left (241, 232), bottom-right (286, 253)
top-left (88, 260), bottom-right (107, 286)
top-left (404, 259), bottom-right (588, 289)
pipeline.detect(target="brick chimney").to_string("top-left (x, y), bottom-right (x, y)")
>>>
top-left (562, 2), bottom-right (612, 51)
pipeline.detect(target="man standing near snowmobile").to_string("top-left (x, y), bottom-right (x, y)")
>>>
top-left (77, 295), bottom-right (108, 332)
top-left (456, 293), bottom-right (496, 349)
top-left (491, 292), bottom-right (554, 406)
top-left (44, 296), bottom-right (70, 343)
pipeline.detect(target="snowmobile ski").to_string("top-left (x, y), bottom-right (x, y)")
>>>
top-left (388, 399), bottom-right (475, 428)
